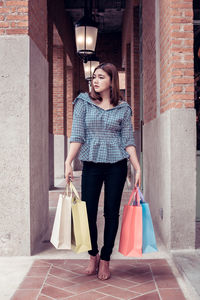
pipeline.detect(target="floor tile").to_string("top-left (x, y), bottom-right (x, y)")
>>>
top-left (66, 290), bottom-right (105, 300)
top-left (32, 260), bottom-right (51, 267)
top-left (97, 285), bottom-right (140, 299)
top-left (26, 266), bottom-right (50, 277)
top-left (150, 259), bottom-right (169, 266)
top-left (99, 297), bottom-right (119, 300)
top-left (49, 265), bottom-right (78, 280)
top-left (128, 264), bottom-right (151, 274)
top-left (69, 274), bottom-right (100, 284)
top-left (154, 274), bottom-right (179, 289)
top-left (150, 264), bottom-right (174, 276)
top-left (38, 295), bottom-right (53, 300)
top-left (45, 274), bottom-right (76, 288)
top-left (41, 284), bottom-right (74, 298)
top-left (18, 276), bottom-right (45, 289)
top-left (104, 277), bottom-right (136, 288)
top-left (65, 278), bottom-right (107, 293)
top-left (11, 289), bottom-right (40, 300)
top-left (130, 291), bottom-right (160, 300)
top-left (127, 272), bottom-right (153, 283)
top-left (128, 280), bottom-right (156, 293)
top-left (110, 269), bottom-right (134, 278)
top-left (159, 288), bottom-right (186, 300)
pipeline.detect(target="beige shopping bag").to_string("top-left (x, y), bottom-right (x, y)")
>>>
top-left (50, 185), bottom-right (72, 249)
top-left (70, 182), bottom-right (92, 253)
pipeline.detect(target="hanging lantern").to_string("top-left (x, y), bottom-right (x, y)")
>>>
top-left (83, 55), bottom-right (99, 80)
top-left (75, 15), bottom-right (98, 58)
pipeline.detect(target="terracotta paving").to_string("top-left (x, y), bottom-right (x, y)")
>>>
top-left (11, 259), bottom-right (186, 300)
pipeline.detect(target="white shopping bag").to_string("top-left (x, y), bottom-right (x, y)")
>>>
top-left (50, 185), bottom-right (72, 249)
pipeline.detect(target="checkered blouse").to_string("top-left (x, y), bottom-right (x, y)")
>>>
top-left (69, 92), bottom-right (136, 163)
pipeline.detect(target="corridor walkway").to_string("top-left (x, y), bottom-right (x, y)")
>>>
top-left (1, 172), bottom-right (198, 300)
top-left (11, 258), bottom-right (186, 300)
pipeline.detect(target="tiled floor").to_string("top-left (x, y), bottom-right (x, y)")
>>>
top-left (11, 259), bottom-right (186, 300)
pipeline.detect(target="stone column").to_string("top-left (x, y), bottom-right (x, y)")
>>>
top-left (142, 0), bottom-right (196, 249)
top-left (143, 109), bottom-right (196, 249)
top-left (0, 35), bottom-right (49, 255)
top-left (0, 0), bottom-right (49, 255)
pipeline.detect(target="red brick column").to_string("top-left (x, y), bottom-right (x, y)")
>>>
top-left (52, 45), bottom-right (64, 135)
top-left (143, 0), bottom-right (194, 123)
top-left (66, 66), bottom-right (73, 138)
top-left (132, 5), bottom-right (140, 130)
top-left (126, 43), bottom-right (131, 107)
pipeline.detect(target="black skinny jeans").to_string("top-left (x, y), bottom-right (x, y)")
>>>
top-left (81, 158), bottom-right (128, 261)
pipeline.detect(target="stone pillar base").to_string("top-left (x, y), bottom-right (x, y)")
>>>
top-left (143, 108), bottom-right (196, 250)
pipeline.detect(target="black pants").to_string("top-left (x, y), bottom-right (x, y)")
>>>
top-left (81, 158), bottom-right (127, 261)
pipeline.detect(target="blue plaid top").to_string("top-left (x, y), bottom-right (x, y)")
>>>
top-left (69, 92), bottom-right (136, 163)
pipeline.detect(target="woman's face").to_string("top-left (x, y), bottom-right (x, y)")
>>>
top-left (92, 68), bottom-right (111, 93)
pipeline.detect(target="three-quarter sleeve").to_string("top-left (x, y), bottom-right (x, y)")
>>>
top-left (69, 98), bottom-right (86, 144)
top-left (121, 106), bottom-right (136, 149)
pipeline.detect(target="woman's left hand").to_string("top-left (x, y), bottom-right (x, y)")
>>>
top-left (134, 170), bottom-right (141, 188)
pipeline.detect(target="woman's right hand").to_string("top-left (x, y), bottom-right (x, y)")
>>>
top-left (65, 162), bottom-right (73, 184)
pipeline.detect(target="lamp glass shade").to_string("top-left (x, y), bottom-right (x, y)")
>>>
top-left (83, 60), bottom-right (99, 80)
top-left (75, 26), bottom-right (98, 55)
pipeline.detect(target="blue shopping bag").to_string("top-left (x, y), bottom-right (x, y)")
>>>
top-left (137, 187), bottom-right (158, 254)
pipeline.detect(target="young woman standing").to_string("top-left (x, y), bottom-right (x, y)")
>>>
top-left (65, 63), bottom-right (141, 280)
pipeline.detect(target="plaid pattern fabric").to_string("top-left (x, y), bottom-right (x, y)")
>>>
top-left (69, 93), bottom-right (136, 163)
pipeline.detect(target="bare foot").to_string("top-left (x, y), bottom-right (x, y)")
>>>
top-left (84, 254), bottom-right (100, 275)
top-left (98, 259), bottom-right (111, 280)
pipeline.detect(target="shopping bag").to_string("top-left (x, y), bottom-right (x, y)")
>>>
top-left (70, 182), bottom-right (92, 253)
top-left (137, 187), bottom-right (158, 254)
top-left (50, 184), bottom-right (72, 249)
top-left (118, 187), bottom-right (142, 257)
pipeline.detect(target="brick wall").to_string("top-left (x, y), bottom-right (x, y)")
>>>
top-left (126, 43), bottom-right (131, 106)
top-left (143, 0), bottom-right (194, 123)
top-left (123, 0), bottom-right (194, 125)
top-left (143, 0), bottom-right (157, 124)
top-left (0, 0), bottom-right (28, 35)
top-left (66, 66), bottom-right (73, 137)
top-left (159, 0), bottom-right (194, 113)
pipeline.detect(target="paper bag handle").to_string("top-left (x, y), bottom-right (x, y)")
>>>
top-left (64, 181), bottom-right (80, 200)
top-left (128, 187), bottom-right (140, 206)
top-left (65, 184), bottom-right (72, 197)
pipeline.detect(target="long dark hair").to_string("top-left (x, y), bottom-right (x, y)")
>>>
top-left (89, 62), bottom-right (123, 106)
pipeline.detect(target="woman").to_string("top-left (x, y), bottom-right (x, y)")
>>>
top-left (65, 63), bottom-right (141, 280)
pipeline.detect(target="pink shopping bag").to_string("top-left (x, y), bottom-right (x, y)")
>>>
top-left (118, 187), bottom-right (142, 257)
